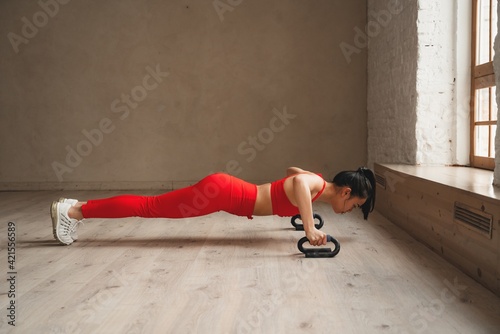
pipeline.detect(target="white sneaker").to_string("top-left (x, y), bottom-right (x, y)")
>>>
top-left (59, 197), bottom-right (78, 206)
top-left (59, 198), bottom-right (79, 241)
top-left (51, 201), bottom-right (81, 245)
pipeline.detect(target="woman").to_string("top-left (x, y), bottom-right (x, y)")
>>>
top-left (51, 167), bottom-right (376, 247)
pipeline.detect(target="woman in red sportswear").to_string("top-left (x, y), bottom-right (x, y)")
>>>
top-left (51, 167), bottom-right (376, 246)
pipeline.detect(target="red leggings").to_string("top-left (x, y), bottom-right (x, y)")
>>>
top-left (81, 173), bottom-right (257, 219)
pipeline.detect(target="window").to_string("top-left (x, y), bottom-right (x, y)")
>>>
top-left (471, 0), bottom-right (497, 170)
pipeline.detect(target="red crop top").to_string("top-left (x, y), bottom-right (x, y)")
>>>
top-left (270, 173), bottom-right (326, 217)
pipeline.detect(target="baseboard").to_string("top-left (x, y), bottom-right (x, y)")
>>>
top-left (0, 181), bottom-right (178, 191)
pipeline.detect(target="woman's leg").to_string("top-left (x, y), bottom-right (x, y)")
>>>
top-left (80, 174), bottom-right (233, 219)
top-left (52, 173), bottom-right (253, 245)
top-left (53, 185), bottom-right (223, 245)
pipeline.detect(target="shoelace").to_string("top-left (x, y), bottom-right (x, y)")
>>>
top-left (69, 220), bottom-right (84, 234)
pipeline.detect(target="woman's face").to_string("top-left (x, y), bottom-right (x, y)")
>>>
top-left (331, 188), bottom-right (367, 214)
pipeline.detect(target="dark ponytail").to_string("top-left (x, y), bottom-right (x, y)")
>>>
top-left (332, 167), bottom-right (376, 220)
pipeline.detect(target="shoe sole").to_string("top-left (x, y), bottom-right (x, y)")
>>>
top-left (50, 201), bottom-right (70, 246)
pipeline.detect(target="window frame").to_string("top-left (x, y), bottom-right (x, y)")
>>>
top-left (470, 0), bottom-right (497, 170)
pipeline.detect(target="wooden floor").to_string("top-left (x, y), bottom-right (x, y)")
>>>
top-left (1, 191), bottom-right (500, 334)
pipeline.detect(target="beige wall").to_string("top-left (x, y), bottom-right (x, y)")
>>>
top-left (0, 0), bottom-right (367, 189)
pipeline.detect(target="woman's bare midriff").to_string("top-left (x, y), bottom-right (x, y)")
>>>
top-left (253, 183), bottom-right (273, 216)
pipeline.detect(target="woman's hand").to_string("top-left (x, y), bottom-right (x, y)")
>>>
top-left (305, 228), bottom-right (327, 246)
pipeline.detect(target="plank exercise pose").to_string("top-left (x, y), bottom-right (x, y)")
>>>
top-left (51, 167), bottom-right (376, 246)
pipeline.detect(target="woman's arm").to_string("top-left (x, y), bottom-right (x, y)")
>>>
top-left (291, 174), bottom-right (327, 246)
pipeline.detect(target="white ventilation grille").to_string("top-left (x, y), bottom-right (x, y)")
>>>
top-left (453, 202), bottom-right (493, 238)
top-left (375, 173), bottom-right (386, 189)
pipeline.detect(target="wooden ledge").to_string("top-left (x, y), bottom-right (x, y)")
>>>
top-left (374, 163), bottom-right (500, 297)
top-left (375, 163), bottom-right (500, 201)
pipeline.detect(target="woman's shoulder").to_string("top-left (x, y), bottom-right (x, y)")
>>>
top-left (286, 167), bottom-right (324, 180)
top-left (286, 167), bottom-right (309, 176)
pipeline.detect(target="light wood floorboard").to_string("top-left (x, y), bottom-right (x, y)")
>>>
top-left (0, 191), bottom-right (499, 333)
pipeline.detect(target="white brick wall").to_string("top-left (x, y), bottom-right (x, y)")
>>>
top-left (367, 0), bottom-right (418, 166)
top-left (368, 0), bottom-right (500, 185)
top-left (495, 1), bottom-right (500, 186)
top-left (415, 0), bottom-right (455, 165)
